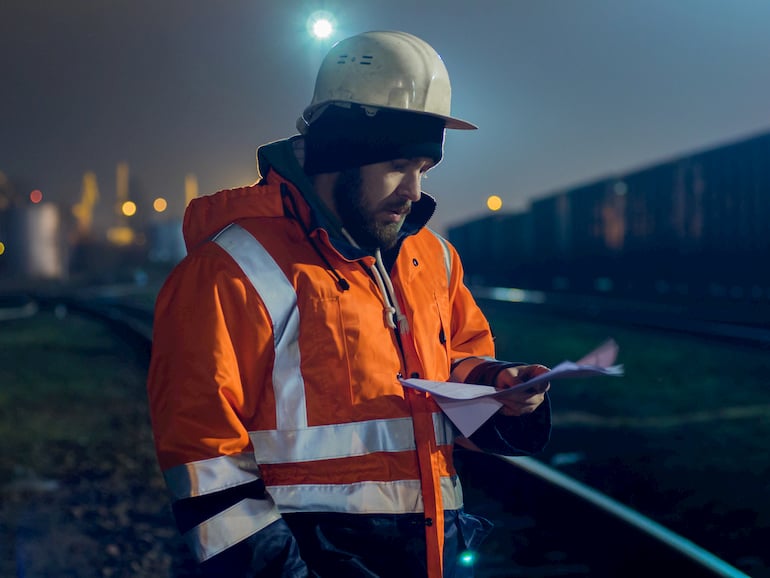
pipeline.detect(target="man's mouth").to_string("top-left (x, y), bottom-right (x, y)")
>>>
top-left (387, 204), bottom-right (411, 216)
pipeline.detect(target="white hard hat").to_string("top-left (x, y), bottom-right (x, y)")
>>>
top-left (297, 30), bottom-right (477, 133)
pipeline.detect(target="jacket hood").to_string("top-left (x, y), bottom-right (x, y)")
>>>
top-left (182, 138), bottom-right (312, 252)
top-left (181, 182), bottom-right (275, 252)
top-left (182, 137), bottom-right (437, 254)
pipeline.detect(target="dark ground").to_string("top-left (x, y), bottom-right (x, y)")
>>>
top-left (1, 309), bottom-right (199, 578)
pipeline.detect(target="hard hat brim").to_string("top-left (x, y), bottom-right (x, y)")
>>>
top-left (298, 102), bottom-right (477, 134)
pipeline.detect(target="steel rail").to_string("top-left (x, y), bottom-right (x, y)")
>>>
top-left (504, 455), bottom-right (751, 578)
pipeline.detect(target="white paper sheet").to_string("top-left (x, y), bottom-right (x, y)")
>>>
top-left (399, 339), bottom-right (624, 437)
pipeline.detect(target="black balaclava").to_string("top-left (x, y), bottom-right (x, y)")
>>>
top-left (303, 104), bottom-right (445, 176)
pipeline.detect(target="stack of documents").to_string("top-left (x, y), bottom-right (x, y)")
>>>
top-left (399, 339), bottom-right (624, 437)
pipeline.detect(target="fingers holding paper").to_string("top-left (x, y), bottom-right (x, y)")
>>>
top-left (494, 364), bottom-right (551, 417)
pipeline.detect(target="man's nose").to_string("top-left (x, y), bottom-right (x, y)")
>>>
top-left (399, 171), bottom-right (423, 202)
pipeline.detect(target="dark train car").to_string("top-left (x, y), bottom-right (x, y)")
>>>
top-left (446, 211), bottom-right (532, 287)
top-left (525, 178), bottom-right (630, 295)
top-left (449, 129), bottom-right (770, 322)
top-left (526, 192), bottom-right (570, 290)
top-left (490, 211), bottom-right (533, 286)
top-left (696, 133), bottom-right (770, 297)
top-left (446, 215), bottom-right (490, 285)
top-left (622, 131), bottom-right (770, 301)
top-left (619, 161), bottom-right (686, 297)
top-left (560, 179), bottom-right (623, 293)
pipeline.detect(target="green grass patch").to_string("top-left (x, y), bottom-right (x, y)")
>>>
top-left (481, 301), bottom-right (770, 415)
top-left (0, 311), bottom-right (150, 481)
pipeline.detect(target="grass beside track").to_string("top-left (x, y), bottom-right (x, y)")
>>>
top-left (0, 307), bottom-right (199, 578)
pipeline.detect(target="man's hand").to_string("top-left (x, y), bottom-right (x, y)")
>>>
top-left (494, 364), bottom-right (550, 417)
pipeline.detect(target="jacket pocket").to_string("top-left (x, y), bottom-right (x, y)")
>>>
top-left (300, 296), bottom-right (353, 398)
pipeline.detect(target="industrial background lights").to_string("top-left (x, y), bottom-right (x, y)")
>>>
top-left (121, 200), bottom-right (137, 217)
top-left (307, 11), bottom-right (335, 40)
top-left (153, 197), bottom-right (168, 213)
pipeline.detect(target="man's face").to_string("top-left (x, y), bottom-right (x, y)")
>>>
top-left (333, 157), bottom-right (436, 250)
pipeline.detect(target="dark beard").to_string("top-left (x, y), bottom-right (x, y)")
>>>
top-left (333, 168), bottom-right (403, 250)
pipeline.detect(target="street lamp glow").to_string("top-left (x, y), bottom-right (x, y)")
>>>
top-left (308, 12), bottom-right (335, 39)
top-left (486, 195), bottom-right (503, 211)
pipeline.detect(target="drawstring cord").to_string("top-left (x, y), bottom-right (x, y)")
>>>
top-left (340, 228), bottom-right (409, 335)
top-left (374, 248), bottom-right (410, 334)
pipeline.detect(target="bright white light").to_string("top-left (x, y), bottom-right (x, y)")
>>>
top-left (308, 12), bottom-right (335, 40)
top-left (312, 18), bottom-right (333, 39)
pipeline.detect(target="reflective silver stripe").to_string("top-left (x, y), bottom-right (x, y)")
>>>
top-left (185, 497), bottom-right (282, 562)
top-left (213, 224), bottom-right (307, 430)
top-left (428, 228), bottom-right (452, 288)
top-left (434, 411), bottom-right (457, 445)
top-left (251, 413), bottom-right (455, 464)
top-left (270, 475), bottom-right (463, 514)
top-left (163, 453), bottom-right (260, 501)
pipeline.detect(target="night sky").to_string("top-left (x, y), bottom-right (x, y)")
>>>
top-left (3, 0), bottom-right (770, 234)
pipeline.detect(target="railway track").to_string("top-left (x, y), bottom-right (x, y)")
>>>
top-left (471, 285), bottom-right (770, 350)
top-left (455, 450), bottom-right (747, 578)
top-left (5, 288), bottom-right (756, 577)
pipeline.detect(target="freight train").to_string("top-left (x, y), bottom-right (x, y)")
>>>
top-left (447, 130), bottom-right (770, 326)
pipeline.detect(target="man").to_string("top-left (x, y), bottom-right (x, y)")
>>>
top-left (147, 30), bottom-right (551, 578)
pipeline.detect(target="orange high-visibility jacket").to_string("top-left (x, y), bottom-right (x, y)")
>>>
top-left (147, 138), bottom-right (548, 577)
